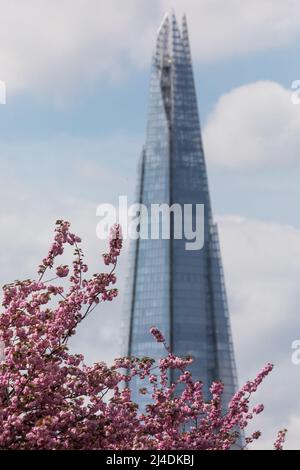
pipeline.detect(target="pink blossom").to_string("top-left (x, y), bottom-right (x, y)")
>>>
top-left (150, 327), bottom-right (165, 343)
top-left (56, 265), bottom-right (69, 278)
top-left (274, 429), bottom-right (287, 450)
top-left (253, 404), bottom-right (264, 415)
top-left (0, 220), bottom-right (285, 450)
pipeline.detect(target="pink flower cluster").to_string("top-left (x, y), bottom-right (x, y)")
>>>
top-left (102, 224), bottom-right (122, 266)
top-left (150, 327), bottom-right (165, 343)
top-left (274, 429), bottom-right (287, 450)
top-left (0, 221), bottom-right (286, 450)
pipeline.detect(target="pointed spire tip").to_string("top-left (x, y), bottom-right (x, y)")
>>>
top-left (157, 12), bottom-right (169, 35)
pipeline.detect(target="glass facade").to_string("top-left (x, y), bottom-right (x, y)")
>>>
top-left (121, 13), bottom-right (238, 407)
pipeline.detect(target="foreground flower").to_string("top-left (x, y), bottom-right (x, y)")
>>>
top-left (0, 221), bottom-right (285, 449)
top-left (274, 429), bottom-right (287, 450)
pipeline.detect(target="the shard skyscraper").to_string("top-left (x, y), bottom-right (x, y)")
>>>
top-left (122, 12), bottom-right (238, 405)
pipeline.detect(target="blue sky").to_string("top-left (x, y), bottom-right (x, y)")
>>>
top-left (0, 0), bottom-right (300, 449)
top-left (1, 24), bottom-right (299, 225)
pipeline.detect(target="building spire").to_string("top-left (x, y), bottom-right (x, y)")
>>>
top-left (157, 11), bottom-right (169, 35)
top-left (155, 11), bottom-right (193, 70)
top-left (181, 13), bottom-right (192, 61)
top-left (122, 11), bottom-right (239, 419)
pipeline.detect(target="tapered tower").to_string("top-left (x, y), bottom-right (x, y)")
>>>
top-left (122, 12), bottom-right (238, 406)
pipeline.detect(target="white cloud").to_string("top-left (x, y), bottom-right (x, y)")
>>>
top-left (0, 136), bottom-right (136, 364)
top-left (0, 0), bottom-right (157, 97)
top-left (163, 0), bottom-right (300, 61)
top-left (283, 415), bottom-right (300, 450)
top-left (203, 81), bottom-right (300, 168)
top-left (217, 215), bottom-right (300, 449)
top-left (1, 1), bottom-right (300, 96)
top-left (0, 182), bottom-right (127, 365)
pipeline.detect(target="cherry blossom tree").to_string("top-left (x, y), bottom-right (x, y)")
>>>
top-left (0, 220), bottom-right (286, 449)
